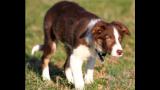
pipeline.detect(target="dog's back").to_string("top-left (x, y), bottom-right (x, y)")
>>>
top-left (44, 1), bottom-right (98, 47)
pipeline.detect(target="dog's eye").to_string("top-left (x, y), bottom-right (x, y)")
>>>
top-left (106, 35), bottom-right (111, 40)
top-left (98, 30), bottom-right (102, 34)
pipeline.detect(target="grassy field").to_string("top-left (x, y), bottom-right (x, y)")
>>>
top-left (25, 0), bottom-right (135, 90)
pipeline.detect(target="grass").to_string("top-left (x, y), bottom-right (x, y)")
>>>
top-left (25, 0), bottom-right (135, 90)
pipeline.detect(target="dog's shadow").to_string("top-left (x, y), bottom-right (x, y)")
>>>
top-left (25, 53), bottom-right (74, 88)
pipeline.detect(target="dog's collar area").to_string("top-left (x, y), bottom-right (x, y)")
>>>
top-left (95, 49), bottom-right (107, 62)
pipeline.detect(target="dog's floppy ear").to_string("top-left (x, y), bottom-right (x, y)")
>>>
top-left (111, 21), bottom-right (130, 36)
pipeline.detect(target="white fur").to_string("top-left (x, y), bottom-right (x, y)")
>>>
top-left (111, 27), bottom-right (123, 57)
top-left (42, 66), bottom-right (51, 80)
top-left (65, 68), bottom-right (74, 83)
top-left (31, 44), bottom-right (42, 55)
top-left (84, 52), bottom-right (96, 84)
top-left (70, 55), bottom-right (84, 89)
top-left (70, 45), bottom-right (91, 89)
top-left (87, 19), bottom-right (101, 30)
top-left (72, 45), bottom-right (91, 60)
top-left (84, 69), bottom-right (94, 84)
top-left (85, 19), bottom-right (101, 44)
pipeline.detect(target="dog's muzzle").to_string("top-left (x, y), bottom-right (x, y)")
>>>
top-left (95, 49), bottom-right (107, 62)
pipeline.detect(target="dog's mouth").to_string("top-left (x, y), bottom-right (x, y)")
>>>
top-left (95, 49), bottom-right (107, 62)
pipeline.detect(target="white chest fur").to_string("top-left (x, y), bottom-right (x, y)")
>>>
top-left (72, 45), bottom-right (91, 60)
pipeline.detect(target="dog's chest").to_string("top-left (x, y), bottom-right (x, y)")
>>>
top-left (72, 45), bottom-right (92, 60)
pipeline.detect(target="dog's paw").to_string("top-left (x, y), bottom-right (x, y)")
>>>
top-left (42, 67), bottom-right (51, 81)
top-left (67, 75), bottom-right (74, 84)
top-left (65, 68), bottom-right (74, 84)
top-left (42, 76), bottom-right (51, 81)
top-left (75, 82), bottom-right (84, 90)
top-left (42, 73), bottom-right (51, 81)
top-left (68, 77), bottom-right (74, 84)
top-left (84, 74), bottom-right (93, 84)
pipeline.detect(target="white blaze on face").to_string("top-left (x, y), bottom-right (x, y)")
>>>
top-left (111, 27), bottom-right (123, 57)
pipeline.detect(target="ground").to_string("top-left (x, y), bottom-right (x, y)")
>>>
top-left (25, 0), bottom-right (135, 90)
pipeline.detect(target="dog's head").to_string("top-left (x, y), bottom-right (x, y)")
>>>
top-left (92, 21), bottom-right (130, 61)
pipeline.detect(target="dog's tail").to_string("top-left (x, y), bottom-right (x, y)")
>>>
top-left (31, 44), bottom-right (44, 55)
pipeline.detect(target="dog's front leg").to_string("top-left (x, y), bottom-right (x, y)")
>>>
top-left (70, 54), bottom-right (84, 90)
top-left (69, 45), bottom-right (91, 89)
top-left (84, 55), bottom-right (96, 84)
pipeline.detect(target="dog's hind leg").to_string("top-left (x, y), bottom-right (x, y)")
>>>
top-left (41, 17), bottom-right (57, 81)
top-left (41, 42), bottom-right (56, 81)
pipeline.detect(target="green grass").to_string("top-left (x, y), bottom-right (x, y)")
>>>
top-left (26, 0), bottom-right (135, 90)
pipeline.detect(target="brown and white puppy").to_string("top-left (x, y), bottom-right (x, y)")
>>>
top-left (31, 1), bottom-right (130, 89)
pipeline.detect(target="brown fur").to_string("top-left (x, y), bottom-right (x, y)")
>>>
top-left (38, 1), bottom-right (129, 74)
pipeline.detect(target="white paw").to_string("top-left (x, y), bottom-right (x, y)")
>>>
top-left (84, 69), bottom-right (94, 84)
top-left (42, 67), bottom-right (51, 81)
top-left (84, 74), bottom-right (93, 84)
top-left (75, 82), bottom-right (84, 90)
top-left (42, 75), bottom-right (51, 81)
top-left (65, 68), bottom-right (74, 84)
top-left (74, 74), bottom-right (84, 90)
